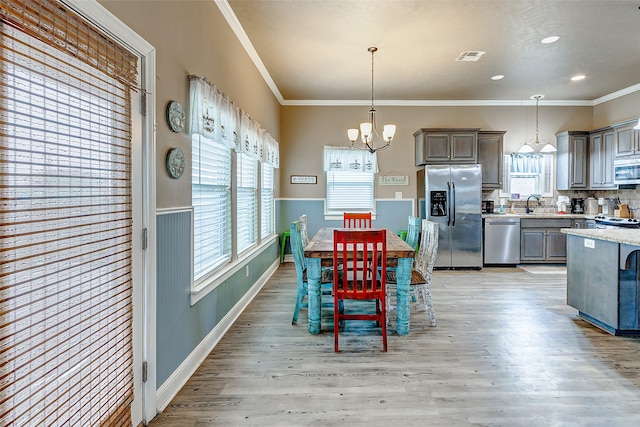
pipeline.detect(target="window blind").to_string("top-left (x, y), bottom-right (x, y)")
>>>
top-left (236, 153), bottom-right (258, 254)
top-left (260, 164), bottom-right (274, 239)
top-left (0, 1), bottom-right (138, 425)
top-left (192, 134), bottom-right (232, 280)
top-left (326, 171), bottom-right (375, 213)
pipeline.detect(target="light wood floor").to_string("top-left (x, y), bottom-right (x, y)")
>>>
top-left (149, 264), bottom-right (640, 426)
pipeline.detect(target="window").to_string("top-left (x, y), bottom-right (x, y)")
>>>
top-left (323, 146), bottom-right (377, 216)
top-left (1, 1), bottom-right (138, 424)
top-left (188, 76), bottom-right (279, 291)
top-left (237, 153), bottom-right (258, 254)
top-left (326, 171), bottom-right (375, 214)
top-left (192, 134), bottom-right (232, 280)
top-left (500, 153), bottom-right (554, 199)
top-left (261, 164), bottom-right (275, 238)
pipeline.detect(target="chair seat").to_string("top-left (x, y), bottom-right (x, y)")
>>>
top-left (386, 269), bottom-right (425, 285)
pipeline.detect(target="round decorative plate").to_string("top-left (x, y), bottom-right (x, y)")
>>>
top-left (166, 100), bottom-right (185, 132)
top-left (166, 147), bottom-right (185, 179)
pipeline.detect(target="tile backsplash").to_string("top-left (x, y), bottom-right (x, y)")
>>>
top-left (482, 187), bottom-right (640, 216)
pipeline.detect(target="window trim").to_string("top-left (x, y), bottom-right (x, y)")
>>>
top-left (500, 153), bottom-right (554, 200)
top-left (190, 233), bottom-right (277, 305)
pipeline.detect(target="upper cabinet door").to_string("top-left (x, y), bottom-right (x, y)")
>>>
top-left (613, 120), bottom-right (640, 158)
top-left (556, 130), bottom-right (589, 190)
top-left (477, 131), bottom-right (505, 190)
top-left (414, 128), bottom-right (479, 165)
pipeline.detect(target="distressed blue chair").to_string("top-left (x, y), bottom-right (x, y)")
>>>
top-left (291, 220), bottom-right (337, 325)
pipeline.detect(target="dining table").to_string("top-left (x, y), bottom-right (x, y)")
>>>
top-left (304, 228), bottom-right (416, 335)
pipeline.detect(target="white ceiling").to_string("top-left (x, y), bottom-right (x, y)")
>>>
top-left (224, 0), bottom-right (640, 106)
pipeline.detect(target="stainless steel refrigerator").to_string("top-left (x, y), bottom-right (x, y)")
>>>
top-left (417, 164), bottom-right (483, 268)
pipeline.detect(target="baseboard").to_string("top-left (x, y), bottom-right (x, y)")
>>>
top-left (155, 259), bottom-right (279, 412)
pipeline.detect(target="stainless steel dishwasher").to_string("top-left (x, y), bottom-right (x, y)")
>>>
top-left (484, 217), bottom-right (521, 265)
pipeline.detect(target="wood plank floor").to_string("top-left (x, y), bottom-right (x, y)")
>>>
top-left (149, 264), bottom-right (640, 426)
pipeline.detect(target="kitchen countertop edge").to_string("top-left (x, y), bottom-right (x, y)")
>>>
top-left (483, 213), bottom-right (597, 219)
top-left (562, 228), bottom-right (640, 246)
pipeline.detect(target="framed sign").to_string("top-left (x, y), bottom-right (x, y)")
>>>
top-left (379, 175), bottom-right (409, 186)
top-left (291, 175), bottom-right (317, 184)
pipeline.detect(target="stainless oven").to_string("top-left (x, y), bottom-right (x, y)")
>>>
top-left (614, 158), bottom-right (640, 185)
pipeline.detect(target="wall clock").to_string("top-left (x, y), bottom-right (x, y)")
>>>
top-left (166, 147), bottom-right (185, 179)
top-left (166, 100), bottom-right (185, 132)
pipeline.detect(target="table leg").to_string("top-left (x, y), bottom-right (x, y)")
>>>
top-left (306, 257), bottom-right (322, 334)
top-left (395, 257), bottom-right (412, 335)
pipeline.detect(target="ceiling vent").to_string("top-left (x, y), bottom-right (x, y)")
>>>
top-left (456, 51), bottom-right (486, 62)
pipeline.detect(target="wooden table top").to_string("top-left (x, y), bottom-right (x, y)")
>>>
top-left (304, 228), bottom-right (415, 259)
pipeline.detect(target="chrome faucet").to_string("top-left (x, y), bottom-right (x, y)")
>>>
top-left (526, 195), bottom-right (541, 214)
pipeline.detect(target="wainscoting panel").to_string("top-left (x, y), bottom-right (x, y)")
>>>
top-left (156, 210), bottom-right (278, 388)
top-left (276, 198), bottom-right (415, 237)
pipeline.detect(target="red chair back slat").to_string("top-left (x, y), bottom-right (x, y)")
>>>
top-left (343, 212), bottom-right (372, 228)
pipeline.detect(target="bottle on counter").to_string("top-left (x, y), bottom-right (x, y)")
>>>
top-left (510, 204), bottom-right (515, 214)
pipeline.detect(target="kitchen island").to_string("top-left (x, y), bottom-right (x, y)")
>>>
top-left (562, 228), bottom-right (640, 335)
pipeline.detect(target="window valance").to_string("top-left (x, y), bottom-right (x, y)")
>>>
top-left (323, 146), bottom-right (378, 173)
top-left (510, 152), bottom-right (542, 174)
top-left (188, 75), bottom-right (279, 167)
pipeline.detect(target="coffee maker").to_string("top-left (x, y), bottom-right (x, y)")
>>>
top-left (571, 198), bottom-right (584, 214)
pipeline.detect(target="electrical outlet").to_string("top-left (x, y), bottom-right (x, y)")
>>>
top-left (245, 265), bottom-right (249, 277)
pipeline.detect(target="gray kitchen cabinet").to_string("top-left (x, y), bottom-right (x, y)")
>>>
top-left (414, 128), bottom-right (479, 165)
top-left (589, 127), bottom-right (617, 190)
top-left (477, 130), bottom-right (505, 190)
top-left (613, 119), bottom-right (640, 158)
top-left (556, 131), bottom-right (589, 190)
top-left (520, 218), bottom-right (572, 263)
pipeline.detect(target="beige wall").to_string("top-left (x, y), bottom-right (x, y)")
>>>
top-left (100, 0), bottom-right (640, 206)
top-left (280, 104), bottom-right (593, 199)
top-left (593, 91), bottom-right (640, 129)
top-left (99, 0), bottom-right (281, 209)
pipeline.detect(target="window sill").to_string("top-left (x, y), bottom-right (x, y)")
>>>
top-left (190, 234), bottom-right (278, 305)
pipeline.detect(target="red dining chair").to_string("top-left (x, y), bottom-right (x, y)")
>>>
top-left (332, 229), bottom-right (387, 352)
top-left (343, 212), bottom-right (372, 228)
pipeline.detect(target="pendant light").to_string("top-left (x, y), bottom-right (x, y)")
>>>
top-left (519, 94), bottom-right (556, 153)
top-left (347, 47), bottom-right (396, 153)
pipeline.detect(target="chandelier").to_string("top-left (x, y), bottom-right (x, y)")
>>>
top-left (519, 94), bottom-right (557, 153)
top-left (347, 47), bottom-right (396, 153)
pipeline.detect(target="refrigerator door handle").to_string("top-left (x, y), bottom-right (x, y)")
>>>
top-left (451, 181), bottom-right (456, 226)
top-left (446, 181), bottom-right (451, 226)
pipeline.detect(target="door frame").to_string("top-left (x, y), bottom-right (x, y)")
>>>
top-left (62, 1), bottom-right (157, 424)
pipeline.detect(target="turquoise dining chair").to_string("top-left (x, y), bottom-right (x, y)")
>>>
top-left (405, 215), bottom-right (421, 251)
top-left (290, 220), bottom-right (338, 325)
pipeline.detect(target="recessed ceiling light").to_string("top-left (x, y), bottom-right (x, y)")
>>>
top-left (571, 74), bottom-right (586, 81)
top-left (541, 36), bottom-right (560, 44)
top-left (491, 75), bottom-right (504, 81)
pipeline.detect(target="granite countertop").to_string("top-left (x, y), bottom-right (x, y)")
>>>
top-left (562, 228), bottom-right (640, 246)
top-left (483, 212), bottom-right (596, 219)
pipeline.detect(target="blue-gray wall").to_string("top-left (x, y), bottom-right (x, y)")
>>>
top-left (156, 211), bottom-right (277, 386)
top-left (276, 198), bottom-right (414, 238)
